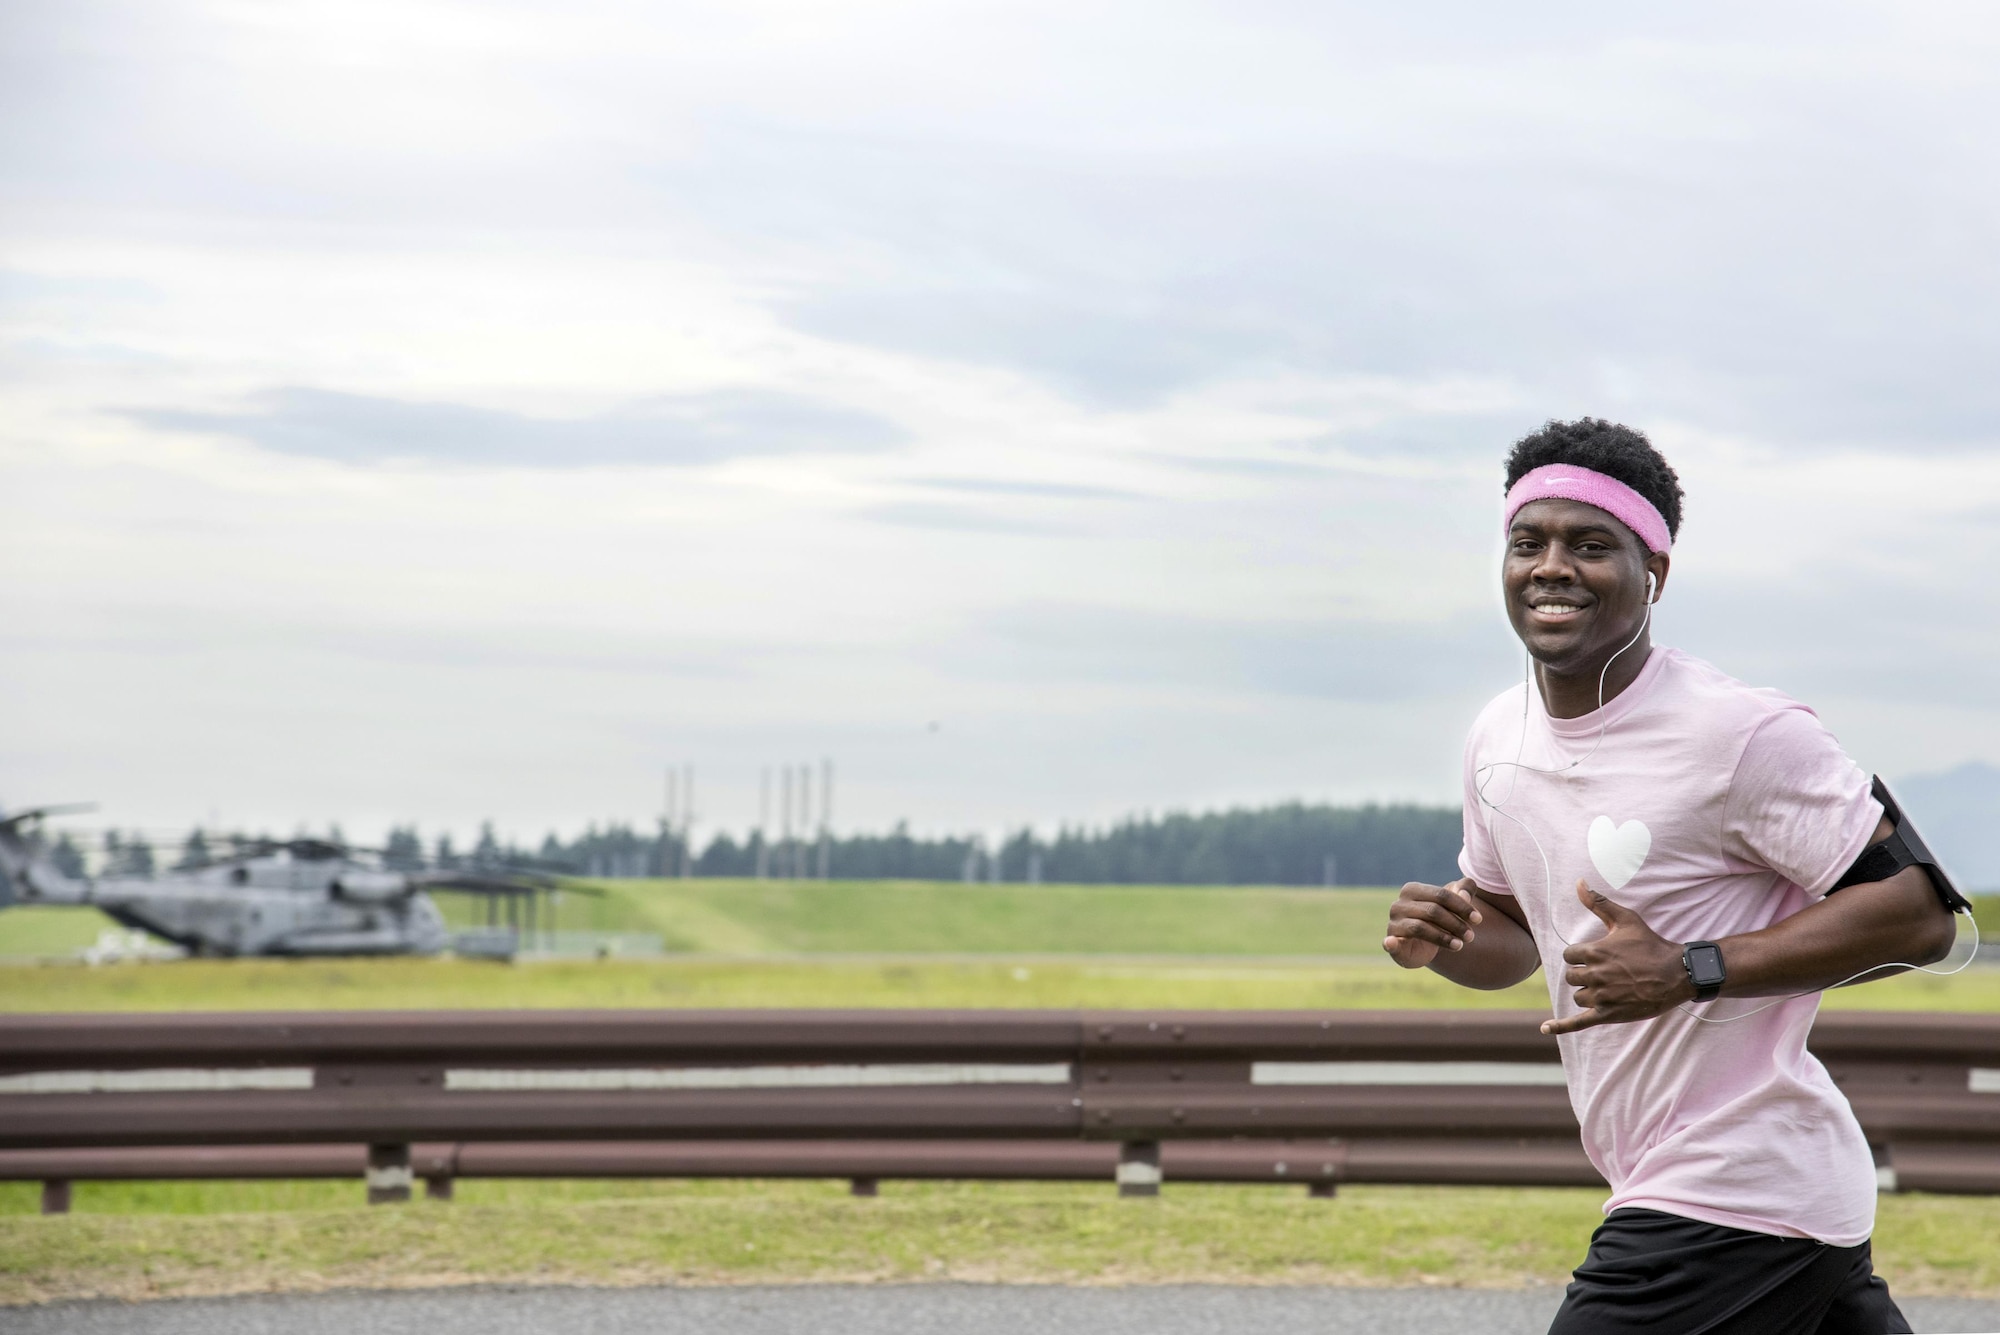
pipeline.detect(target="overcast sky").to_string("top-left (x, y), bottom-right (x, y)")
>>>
top-left (3, 0), bottom-right (1998, 848)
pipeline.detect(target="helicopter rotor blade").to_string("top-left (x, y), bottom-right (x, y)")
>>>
top-left (0, 803), bottom-right (100, 831)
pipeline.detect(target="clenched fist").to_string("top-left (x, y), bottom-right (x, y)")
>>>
top-left (1383, 877), bottom-right (1484, 969)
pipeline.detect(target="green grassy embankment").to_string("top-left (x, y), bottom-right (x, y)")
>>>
top-left (443, 877), bottom-right (1413, 956)
top-left (3, 879), bottom-right (1404, 961)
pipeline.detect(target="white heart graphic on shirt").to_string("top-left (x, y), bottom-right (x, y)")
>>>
top-left (1587, 816), bottom-right (1652, 891)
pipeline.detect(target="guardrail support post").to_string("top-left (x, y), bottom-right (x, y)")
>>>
top-left (40, 1179), bottom-right (71, 1215)
top-left (414, 1144), bottom-right (456, 1201)
top-left (366, 1143), bottom-right (413, 1204)
top-left (849, 1177), bottom-right (879, 1197)
top-left (1117, 1141), bottom-right (1161, 1198)
top-left (1307, 1181), bottom-right (1337, 1198)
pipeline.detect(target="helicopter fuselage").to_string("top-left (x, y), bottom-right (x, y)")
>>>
top-left (3, 836), bottom-right (450, 957)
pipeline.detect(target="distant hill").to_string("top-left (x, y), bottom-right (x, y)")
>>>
top-left (1897, 762), bottom-right (2000, 892)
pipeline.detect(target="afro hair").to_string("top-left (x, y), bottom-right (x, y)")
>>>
top-left (1504, 418), bottom-right (1684, 540)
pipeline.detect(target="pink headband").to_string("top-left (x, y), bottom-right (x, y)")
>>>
top-left (1504, 464), bottom-right (1673, 554)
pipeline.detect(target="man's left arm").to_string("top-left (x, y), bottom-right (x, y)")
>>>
top-left (1707, 814), bottom-right (1958, 995)
top-left (1543, 820), bottom-right (1960, 1036)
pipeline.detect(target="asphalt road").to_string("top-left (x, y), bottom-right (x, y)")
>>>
top-left (6, 1286), bottom-right (2000, 1335)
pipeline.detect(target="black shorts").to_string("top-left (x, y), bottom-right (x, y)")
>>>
top-left (1548, 1208), bottom-right (1910, 1335)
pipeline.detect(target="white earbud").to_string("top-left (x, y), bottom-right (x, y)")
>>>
top-left (1645, 571), bottom-right (1657, 603)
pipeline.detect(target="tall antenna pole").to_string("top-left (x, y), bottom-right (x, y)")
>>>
top-left (780, 765), bottom-right (793, 880)
top-left (681, 763), bottom-right (694, 878)
top-left (663, 769), bottom-right (678, 879)
top-left (757, 766), bottom-right (771, 881)
top-left (817, 757), bottom-right (832, 881)
top-left (797, 763), bottom-right (811, 882)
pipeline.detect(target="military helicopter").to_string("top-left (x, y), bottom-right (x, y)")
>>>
top-left (0, 805), bottom-right (574, 959)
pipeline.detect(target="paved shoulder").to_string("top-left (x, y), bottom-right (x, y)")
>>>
top-left (5, 1285), bottom-right (1999, 1335)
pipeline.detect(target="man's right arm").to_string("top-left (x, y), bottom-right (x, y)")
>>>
top-left (1383, 879), bottom-right (1541, 990)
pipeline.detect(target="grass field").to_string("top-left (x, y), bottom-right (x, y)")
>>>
top-left (11, 877), bottom-right (1996, 963)
top-left (444, 875), bottom-right (2000, 957)
top-left (0, 955), bottom-right (1551, 1011)
top-left (585, 879), bottom-right (1412, 955)
top-left (595, 879), bottom-right (2000, 957)
top-left (5, 952), bottom-right (2000, 1012)
top-left (0, 880), bottom-right (1422, 959)
top-left (2, 1179), bottom-right (1995, 1304)
top-left (1, 877), bottom-right (1993, 1012)
top-left (0, 906), bottom-right (129, 958)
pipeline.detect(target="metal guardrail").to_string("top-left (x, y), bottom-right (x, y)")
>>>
top-left (3, 1009), bottom-right (1995, 1206)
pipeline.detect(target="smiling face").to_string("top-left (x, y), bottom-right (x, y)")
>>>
top-left (1504, 498), bottom-right (1672, 681)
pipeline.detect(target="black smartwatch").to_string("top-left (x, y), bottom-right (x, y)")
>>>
top-left (1682, 941), bottom-right (1726, 1002)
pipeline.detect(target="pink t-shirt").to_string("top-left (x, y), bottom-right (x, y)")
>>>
top-left (1458, 646), bottom-right (1884, 1245)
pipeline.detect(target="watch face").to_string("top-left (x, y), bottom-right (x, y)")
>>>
top-left (1688, 944), bottom-right (1725, 988)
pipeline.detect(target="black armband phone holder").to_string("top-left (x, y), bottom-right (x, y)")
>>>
top-left (1826, 776), bottom-right (1972, 914)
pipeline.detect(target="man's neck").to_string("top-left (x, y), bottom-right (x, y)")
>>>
top-left (1535, 635), bottom-right (1654, 720)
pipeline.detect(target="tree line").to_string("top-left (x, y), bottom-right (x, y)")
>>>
top-left (417, 801), bottom-right (1463, 887)
top-left (34, 802), bottom-right (1463, 888)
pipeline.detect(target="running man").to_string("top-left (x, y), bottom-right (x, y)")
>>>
top-left (1382, 419), bottom-right (1961, 1334)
